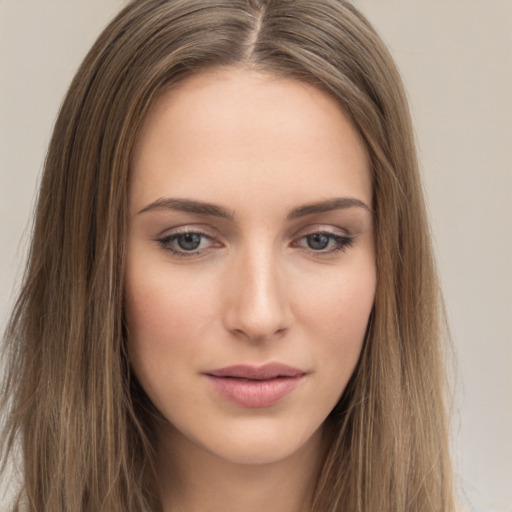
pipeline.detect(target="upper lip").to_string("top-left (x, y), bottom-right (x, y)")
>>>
top-left (205, 363), bottom-right (306, 380)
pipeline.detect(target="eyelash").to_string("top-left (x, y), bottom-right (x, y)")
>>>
top-left (156, 229), bottom-right (354, 258)
top-left (294, 231), bottom-right (354, 255)
top-left (156, 229), bottom-right (218, 257)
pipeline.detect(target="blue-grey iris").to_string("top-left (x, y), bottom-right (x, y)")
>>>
top-left (177, 233), bottom-right (202, 251)
top-left (307, 233), bottom-right (330, 250)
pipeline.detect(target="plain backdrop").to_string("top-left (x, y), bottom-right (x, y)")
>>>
top-left (0, 1), bottom-right (511, 510)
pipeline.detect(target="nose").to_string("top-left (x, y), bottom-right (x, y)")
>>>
top-left (223, 246), bottom-right (292, 343)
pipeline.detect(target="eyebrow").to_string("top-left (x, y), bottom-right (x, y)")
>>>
top-left (138, 196), bottom-right (372, 220)
top-left (286, 197), bottom-right (373, 220)
top-left (138, 198), bottom-right (235, 219)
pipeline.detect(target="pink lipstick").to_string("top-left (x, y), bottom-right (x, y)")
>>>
top-left (204, 363), bottom-right (305, 408)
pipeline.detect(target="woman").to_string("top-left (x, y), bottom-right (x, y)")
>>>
top-left (1, 0), bottom-right (455, 510)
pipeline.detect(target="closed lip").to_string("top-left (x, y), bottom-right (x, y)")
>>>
top-left (204, 363), bottom-right (306, 380)
top-left (204, 362), bottom-right (306, 408)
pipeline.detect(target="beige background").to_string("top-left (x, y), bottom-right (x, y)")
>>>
top-left (1, 1), bottom-right (511, 510)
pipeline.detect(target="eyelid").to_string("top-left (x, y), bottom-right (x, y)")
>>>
top-left (155, 225), bottom-right (223, 257)
top-left (291, 223), bottom-right (352, 239)
top-left (155, 223), bottom-right (218, 239)
top-left (290, 225), bottom-right (356, 255)
top-left (154, 223), bottom-right (356, 258)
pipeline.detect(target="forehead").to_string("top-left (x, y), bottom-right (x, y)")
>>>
top-left (130, 67), bottom-right (371, 213)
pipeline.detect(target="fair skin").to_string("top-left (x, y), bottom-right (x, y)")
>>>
top-left (125, 67), bottom-right (376, 512)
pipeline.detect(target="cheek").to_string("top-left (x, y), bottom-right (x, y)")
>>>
top-left (125, 255), bottom-right (219, 339)
top-left (124, 262), bottom-right (218, 394)
top-left (294, 261), bottom-right (376, 384)
top-left (297, 259), bottom-right (375, 333)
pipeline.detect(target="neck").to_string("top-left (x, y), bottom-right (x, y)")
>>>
top-left (156, 422), bottom-right (327, 512)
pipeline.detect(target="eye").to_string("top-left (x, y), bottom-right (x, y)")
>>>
top-left (156, 230), bottom-right (218, 256)
top-left (174, 232), bottom-right (203, 251)
top-left (295, 231), bottom-right (354, 254)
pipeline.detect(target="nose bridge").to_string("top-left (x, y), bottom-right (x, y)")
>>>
top-left (224, 241), bottom-right (290, 341)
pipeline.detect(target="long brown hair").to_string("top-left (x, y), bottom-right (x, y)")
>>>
top-left (1, 1), bottom-right (454, 510)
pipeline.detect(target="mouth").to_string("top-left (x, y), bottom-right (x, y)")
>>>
top-left (204, 363), bottom-right (306, 408)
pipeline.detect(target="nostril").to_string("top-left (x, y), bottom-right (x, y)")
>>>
top-left (228, 325), bottom-right (289, 344)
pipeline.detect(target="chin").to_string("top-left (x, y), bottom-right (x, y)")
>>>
top-left (178, 415), bottom-right (326, 467)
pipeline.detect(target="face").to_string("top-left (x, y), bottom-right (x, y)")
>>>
top-left (125, 67), bottom-right (376, 466)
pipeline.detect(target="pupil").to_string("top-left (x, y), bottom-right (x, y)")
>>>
top-left (178, 233), bottom-right (201, 251)
top-left (307, 233), bottom-right (329, 250)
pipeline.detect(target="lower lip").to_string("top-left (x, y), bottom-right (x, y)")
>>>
top-left (205, 375), bottom-right (304, 408)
